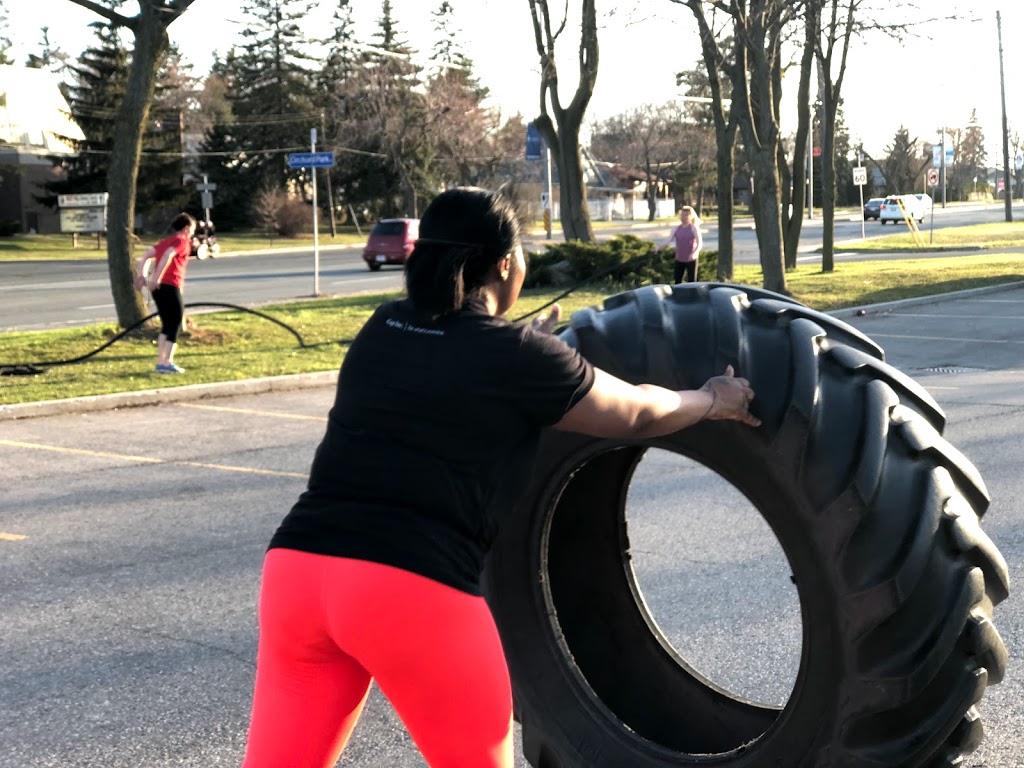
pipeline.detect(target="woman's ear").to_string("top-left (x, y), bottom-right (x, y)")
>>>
top-left (499, 254), bottom-right (512, 281)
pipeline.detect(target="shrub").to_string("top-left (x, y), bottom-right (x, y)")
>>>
top-left (525, 234), bottom-right (719, 290)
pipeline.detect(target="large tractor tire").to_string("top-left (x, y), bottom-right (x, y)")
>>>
top-left (484, 283), bottom-right (1009, 768)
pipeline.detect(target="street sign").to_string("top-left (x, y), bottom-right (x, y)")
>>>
top-left (927, 168), bottom-right (939, 187)
top-left (540, 192), bottom-right (550, 211)
top-left (196, 181), bottom-right (217, 192)
top-left (287, 151), bottom-right (335, 168)
top-left (932, 145), bottom-right (955, 169)
top-left (852, 166), bottom-right (867, 186)
top-left (525, 122), bottom-right (542, 160)
top-left (1016, 152), bottom-right (1023, 172)
top-left (200, 191), bottom-right (214, 210)
top-left (58, 193), bottom-right (107, 208)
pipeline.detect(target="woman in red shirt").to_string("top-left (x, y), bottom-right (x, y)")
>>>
top-left (135, 213), bottom-right (196, 373)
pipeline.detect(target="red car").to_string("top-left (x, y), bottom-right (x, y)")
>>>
top-left (362, 218), bottom-right (419, 271)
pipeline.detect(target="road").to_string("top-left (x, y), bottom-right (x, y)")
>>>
top-left (1, 285), bottom-right (1022, 767)
top-left (1, 203), bottom-right (1021, 332)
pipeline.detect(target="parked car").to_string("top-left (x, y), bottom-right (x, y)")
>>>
top-left (362, 218), bottom-right (419, 271)
top-left (863, 197), bottom-right (884, 220)
top-left (879, 195), bottom-right (926, 224)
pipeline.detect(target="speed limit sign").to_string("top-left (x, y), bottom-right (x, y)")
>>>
top-left (927, 168), bottom-right (939, 187)
top-left (852, 166), bottom-right (867, 186)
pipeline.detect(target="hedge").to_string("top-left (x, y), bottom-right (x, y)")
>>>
top-left (524, 234), bottom-right (719, 290)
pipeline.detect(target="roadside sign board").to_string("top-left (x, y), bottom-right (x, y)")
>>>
top-left (287, 151), bottom-right (335, 168)
top-left (852, 166), bottom-right (867, 186)
top-left (58, 193), bottom-right (108, 208)
top-left (927, 168), bottom-right (939, 187)
top-left (540, 191), bottom-right (550, 210)
top-left (200, 191), bottom-right (214, 210)
top-left (59, 207), bottom-right (106, 233)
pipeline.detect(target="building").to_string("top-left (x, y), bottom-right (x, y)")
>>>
top-left (0, 66), bottom-right (84, 234)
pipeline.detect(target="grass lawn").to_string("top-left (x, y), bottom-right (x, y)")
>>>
top-left (0, 230), bottom-right (366, 262)
top-left (2, 253), bottom-right (1022, 406)
top-left (841, 221), bottom-right (1024, 252)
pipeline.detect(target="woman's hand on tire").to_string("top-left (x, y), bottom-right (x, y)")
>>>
top-left (701, 365), bottom-right (761, 427)
top-left (530, 303), bottom-right (562, 335)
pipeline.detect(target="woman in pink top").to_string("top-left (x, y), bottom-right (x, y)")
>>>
top-left (659, 205), bottom-right (703, 284)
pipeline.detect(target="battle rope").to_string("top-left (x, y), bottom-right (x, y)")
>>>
top-left (2, 251), bottom-right (666, 377)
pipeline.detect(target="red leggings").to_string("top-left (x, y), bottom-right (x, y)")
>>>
top-left (242, 548), bottom-right (514, 768)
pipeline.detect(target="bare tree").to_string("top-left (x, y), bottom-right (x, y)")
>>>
top-left (68, 0), bottom-right (195, 330)
top-left (590, 104), bottom-right (684, 221)
top-left (676, 1), bottom-right (808, 294)
top-left (672, 6), bottom-right (740, 280)
top-left (527, 0), bottom-right (598, 242)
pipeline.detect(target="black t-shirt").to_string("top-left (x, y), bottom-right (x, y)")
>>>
top-left (269, 297), bottom-right (595, 595)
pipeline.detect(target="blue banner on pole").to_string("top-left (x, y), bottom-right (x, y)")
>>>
top-left (288, 151), bottom-right (335, 169)
top-left (525, 123), bottom-right (542, 160)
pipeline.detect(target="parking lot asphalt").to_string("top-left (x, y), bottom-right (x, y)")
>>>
top-left (2, 281), bottom-right (1023, 767)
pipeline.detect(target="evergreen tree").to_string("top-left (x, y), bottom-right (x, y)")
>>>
top-left (137, 44), bottom-right (194, 221)
top-left (197, 52), bottom-right (250, 229)
top-left (42, 21), bottom-right (131, 206)
top-left (319, 0), bottom-right (357, 91)
top-left (26, 27), bottom-right (71, 89)
top-left (328, 1), bottom-right (431, 217)
top-left (43, 24), bottom-right (191, 221)
top-left (205, 0), bottom-right (319, 211)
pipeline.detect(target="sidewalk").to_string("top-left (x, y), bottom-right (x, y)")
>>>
top-left (4, 280), bottom-right (1022, 423)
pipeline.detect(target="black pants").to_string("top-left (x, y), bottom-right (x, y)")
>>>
top-left (673, 260), bottom-right (697, 284)
top-left (152, 284), bottom-right (184, 342)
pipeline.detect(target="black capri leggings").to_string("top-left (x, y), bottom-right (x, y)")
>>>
top-left (152, 284), bottom-right (184, 342)
top-left (673, 259), bottom-right (697, 284)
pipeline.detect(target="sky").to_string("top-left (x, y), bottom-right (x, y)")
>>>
top-left (5, 0), bottom-right (1024, 163)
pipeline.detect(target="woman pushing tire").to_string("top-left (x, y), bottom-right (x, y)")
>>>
top-left (485, 283), bottom-right (1009, 768)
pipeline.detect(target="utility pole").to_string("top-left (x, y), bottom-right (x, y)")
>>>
top-left (940, 126), bottom-right (947, 209)
top-left (320, 112), bottom-right (337, 237)
top-left (807, 114), bottom-right (814, 220)
top-left (998, 11), bottom-right (1013, 222)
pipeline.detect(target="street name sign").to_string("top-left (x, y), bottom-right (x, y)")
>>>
top-left (287, 152), bottom-right (335, 168)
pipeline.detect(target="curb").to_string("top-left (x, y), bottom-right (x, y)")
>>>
top-left (0, 370), bottom-right (338, 422)
top-left (5, 281), bottom-right (1023, 422)
top-left (827, 280), bottom-right (1024, 319)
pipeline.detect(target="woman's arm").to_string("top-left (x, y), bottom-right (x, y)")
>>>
top-left (692, 225), bottom-right (703, 257)
top-left (147, 246), bottom-right (178, 289)
top-left (554, 365), bottom-right (759, 439)
top-left (134, 246), bottom-right (156, 290)
top-left (657, 226), bottom-right (678, 251)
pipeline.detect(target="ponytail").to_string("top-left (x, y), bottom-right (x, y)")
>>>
top-left (405, 188), bottom-right (520, 317)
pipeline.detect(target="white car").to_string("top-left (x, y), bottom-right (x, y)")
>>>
top-left (879, 194), bottom-right (928, 224)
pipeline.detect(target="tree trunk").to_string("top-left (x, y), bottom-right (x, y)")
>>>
top-left (107, 13), bottom-right (168, 329)
top-left (821, 93), bottom-right (837, 272)
top-left (748, 152), bottom-right (787, 293)
top-left (714, 138), bottom-right (735, 280)
top-left (782, 9), bottom-right (815, 271)
top-left (528, 0), bottom-right (598, 243)
top-left (534, 113), bottom-right (593, 242)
